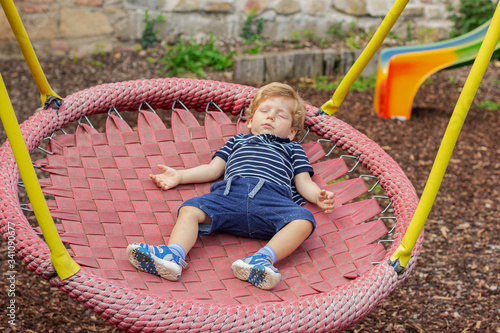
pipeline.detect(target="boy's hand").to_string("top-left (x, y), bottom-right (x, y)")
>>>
top-left (316, 190), bottom-right (336, 214)
top-left (150, 164), bottom-right (181, 190)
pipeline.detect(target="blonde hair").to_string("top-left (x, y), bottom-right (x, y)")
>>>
top-left (246, 82), bottom-right (306, 136)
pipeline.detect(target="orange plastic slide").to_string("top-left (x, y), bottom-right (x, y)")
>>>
top-left (374, 20), bottom-right (500, 120)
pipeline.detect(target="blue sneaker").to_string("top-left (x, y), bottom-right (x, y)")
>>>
top-left (127, 243), bottom-right (189, 281)
top-left (231, 254), bottom-right (281, 290)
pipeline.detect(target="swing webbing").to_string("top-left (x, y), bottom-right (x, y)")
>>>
top-left (32, 106), bottom-right (388, 303)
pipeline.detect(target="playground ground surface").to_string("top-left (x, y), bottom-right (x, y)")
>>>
top-left (0, 49), bottom-right (498, 332)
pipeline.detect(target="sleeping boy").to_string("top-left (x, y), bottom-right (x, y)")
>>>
top-left (127, 82), bottom-right (335, 290)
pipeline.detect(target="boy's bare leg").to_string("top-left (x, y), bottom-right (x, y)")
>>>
top-left (168, 205), bottom-right (211, 253)
top-left (266, 219), bottom-right (313, 261)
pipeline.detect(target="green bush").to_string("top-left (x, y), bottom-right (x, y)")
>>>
top-left (140, 11), bottom-right (166, 49)
top-left (243, 40), bottom-right (271, 55)
top-left (327, 21), bottom-right (345, 40)
top-left (448, 0), bottom-right (496, 37)
top-left (448, 0), bottom-right (500, 59)
top-left (240, 9), bottom-right (264, 43)
top-left (160, 36), bottom-right (234, 78)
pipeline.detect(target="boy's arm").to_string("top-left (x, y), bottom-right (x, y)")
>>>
top-left (294, 172), bottom-right (336, 214)
top-left (178, 156), bottom-right (226, 184)
top-left (150, 156), bottom-right (226, 190)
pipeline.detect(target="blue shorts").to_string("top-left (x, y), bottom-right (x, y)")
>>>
top-left (180, 177), bottom-right (316, 240)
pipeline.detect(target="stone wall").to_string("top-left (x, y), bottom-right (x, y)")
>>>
top-left (0, 0), bottom-right (471, 59)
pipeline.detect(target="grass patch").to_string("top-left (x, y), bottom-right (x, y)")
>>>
top-left (476, 99), bottom-right (500, 111)
top-left (301, 74), bottom-right (376, 92)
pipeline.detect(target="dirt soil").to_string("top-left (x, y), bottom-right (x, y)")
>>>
top-left (0, 49), bottom-right (499, 333)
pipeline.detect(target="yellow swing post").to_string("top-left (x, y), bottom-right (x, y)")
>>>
top-left (0, 74), bottom-right (80, 279)
top-left (0, 0), bottom-right (62, 106)
top-left (321, 0), bottom-right (411, 115)
top-left (389, 2), bottom-right (500, 271)
top-left (0, 0), bottom-right (78, 279)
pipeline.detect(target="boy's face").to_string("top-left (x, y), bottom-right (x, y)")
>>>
top-left (247, 97), bottom-right (297, 140)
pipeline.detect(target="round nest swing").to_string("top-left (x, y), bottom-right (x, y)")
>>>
top-left (0, 78), bottom-right (421, 332)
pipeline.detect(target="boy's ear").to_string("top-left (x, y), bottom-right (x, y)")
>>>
top-left (247, 117), bottom-right (253, 130)
top-left (288, 128), bottom-right (298, 140)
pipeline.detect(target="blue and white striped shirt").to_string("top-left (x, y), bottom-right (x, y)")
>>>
top-left (214, 133), bottom-right (314, 205)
